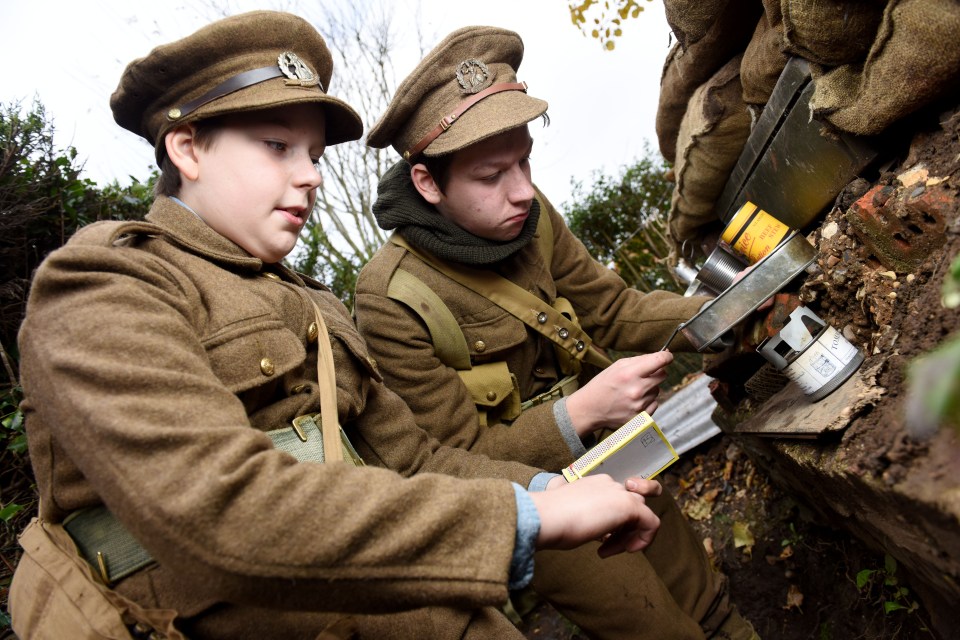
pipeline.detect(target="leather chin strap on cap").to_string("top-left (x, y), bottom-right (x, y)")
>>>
top-left (403, 81), bottom-right (528, 161)
top-left (165, 60), bottom-right (323, 123)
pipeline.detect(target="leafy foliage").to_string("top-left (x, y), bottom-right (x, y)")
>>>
top-left (904, 252), bottom-right (960, 436)
top-left (1, 99), bottom-right (155, 358)
top-left (856, 554), bottom-right (921, 616)
top-left (1, 100), bottom-right (155, 623)
top-left (563, 149), bottom-right (702, 385)
top-left (568, 0), bottom-right (651, 50)
top-left (565, 147), bottom-right (682, 295)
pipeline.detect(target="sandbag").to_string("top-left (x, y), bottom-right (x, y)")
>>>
top-left (741, 9), bottom-right (789, 106)
top-left (668, 55), bottom-right (753, 248)
top-left (656, 0), bottom-right (761, 162)
top-left (810, 0), bottom-right (960, 135)
top-left (663, 0), bottom-right (732, 49)
top-left (782, 0), bottom-right (884, 66)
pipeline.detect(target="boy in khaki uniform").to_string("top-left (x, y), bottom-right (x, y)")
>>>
top-left (354, 26), bottom-right (758, 640)
top-left (9, 12), bottom-right (673, 640)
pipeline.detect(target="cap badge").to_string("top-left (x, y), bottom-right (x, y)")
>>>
top-left (278, 52), bottom-right (322, 90)
top-left (456, 59), bottom-right (491, 94)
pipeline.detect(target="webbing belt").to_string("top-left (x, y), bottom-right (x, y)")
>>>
top-left (520, 374), bottom-right (581, 411)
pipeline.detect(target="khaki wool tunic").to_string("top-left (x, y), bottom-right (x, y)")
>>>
top-left (17, 197), bottom-right (543, 639)
top-left (355, 185), bottom-right (740, 640)
top-left (355, 187), bottom-right (708, 471)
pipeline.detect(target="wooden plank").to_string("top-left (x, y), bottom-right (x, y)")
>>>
top-left (731, 361), bottom-right (885, 438)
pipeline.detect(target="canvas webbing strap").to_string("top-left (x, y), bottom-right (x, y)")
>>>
top-left (307, 296), bottom-right (345, 464)
top-left (63, 414), bottom-right (338, 586)
top-left (388, 234), bottom-right (612, 370)
top-left (387, 268), bottom-right (473, 371)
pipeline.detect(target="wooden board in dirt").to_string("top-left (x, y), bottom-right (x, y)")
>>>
top-left (730, 360), bottom-right (885, 438)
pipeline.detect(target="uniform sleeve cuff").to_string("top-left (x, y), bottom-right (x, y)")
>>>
top-left (509, 483), bottom-right (540, 590)
top-left (553, 397), bottom-right (587, 457)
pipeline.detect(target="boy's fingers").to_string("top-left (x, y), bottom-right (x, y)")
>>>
top-left (625, 478), bottom-right (662, 497)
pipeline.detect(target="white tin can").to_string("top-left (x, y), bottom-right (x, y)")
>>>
top-left (757, 306), bottom-right (864, 402)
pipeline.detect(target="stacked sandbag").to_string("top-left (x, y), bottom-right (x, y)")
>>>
top-left (663, 0), bottom-right (733, 49)
top-left (782, 0), bottom-right (884, 66)
top-left (668, 55), bottom-right (752, 247)
top-left (810, 0), bottom-right (960, 135)
top-left (741, 0), bottom-right (789, 109)
top-left (657, 0), bottom-right (760, 163)
top-left (659, 0), bottom-right (960, 252)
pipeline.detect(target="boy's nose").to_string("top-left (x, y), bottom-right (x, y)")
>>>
top-left (508, 167), bottom-right (535, 202)
top-left (294, 154), bottom-right (323, 190)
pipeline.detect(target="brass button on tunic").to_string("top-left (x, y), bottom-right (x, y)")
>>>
top-left (260, 358), bottom-right (275, 376)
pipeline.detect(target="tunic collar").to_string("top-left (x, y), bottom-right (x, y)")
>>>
top-left (144, 196), bottom-right (268, 273)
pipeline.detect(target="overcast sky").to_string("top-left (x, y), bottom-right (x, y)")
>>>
top-left (1, 0), bottom-right (674, 209)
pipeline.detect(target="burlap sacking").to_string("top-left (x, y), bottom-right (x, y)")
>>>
top-left (782, 0), bottom-right (884, 66)
top-left (810, 0), bottom-right (960, 135)
top-left (656, 0), bottom-right (761, 162)
top-left (668, 55), bottom-right (752, 248)
top-left (741, 5), bottom-right (789, 107)
top-left (664, 0), bottom-right (732, 49)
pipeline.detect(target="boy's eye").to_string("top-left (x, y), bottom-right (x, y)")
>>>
top-left (265, 140), bottom-right (287, 152)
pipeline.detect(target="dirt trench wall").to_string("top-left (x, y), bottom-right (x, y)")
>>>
top-left (711, 102), bottom-right (960, 638)
top-left (719, 425), bottom-right (960, 636)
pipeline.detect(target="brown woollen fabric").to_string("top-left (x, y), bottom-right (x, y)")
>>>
top-left (366, 25), bottom-right (547, 159)
top-left (109, 10), bottom-right (363, 159)
top-left (10, 11), bottom-right (560, 640)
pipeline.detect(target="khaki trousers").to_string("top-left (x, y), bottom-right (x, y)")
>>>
top-left (530, 492), bottom-right (757, 640)
top-left (175, 603), bottom-right (525, 639)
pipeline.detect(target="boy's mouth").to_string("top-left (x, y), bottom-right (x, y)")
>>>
top-left (277, 206), bottom-right (308, 225)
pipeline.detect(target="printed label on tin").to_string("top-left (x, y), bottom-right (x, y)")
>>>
top-left (723, 202), bottom-right (791, 264)
top-left (784, 327), bottom-right (860, 395)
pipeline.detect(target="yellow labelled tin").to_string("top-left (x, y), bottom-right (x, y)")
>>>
top-left (722, 201), bottom-right (791, 264)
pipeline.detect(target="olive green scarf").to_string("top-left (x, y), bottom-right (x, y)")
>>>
top-left (372, 160), bottom-right (540, 266)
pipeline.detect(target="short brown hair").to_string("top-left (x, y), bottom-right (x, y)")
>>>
top-left (154, 118), bottom-right (223, 197)
top-left (417, 153), bottom-right (455, 194)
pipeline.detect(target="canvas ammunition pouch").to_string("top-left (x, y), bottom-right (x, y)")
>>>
top-left (10, 414), bottom-right (356, 640)
top-left (386, 208), bottom-right (611, 427)
top-left (10, 516), bottom-right (185, 640)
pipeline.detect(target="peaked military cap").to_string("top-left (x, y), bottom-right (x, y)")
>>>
top-left (111, 10), bottom-right (363, 160)
top-left (366, 26), bottom-right (548, 160)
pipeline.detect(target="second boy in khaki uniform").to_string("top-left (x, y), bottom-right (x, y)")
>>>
top-left (355, 26), bottom-right (758, 640)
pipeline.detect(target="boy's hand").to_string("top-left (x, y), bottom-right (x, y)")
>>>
top-left (565, 351), bottom-right (673, 435)
top-left (530, 475), bottom-right (662, 556)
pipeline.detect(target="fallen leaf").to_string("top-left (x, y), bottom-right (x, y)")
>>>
top-left (723, 460), bottom-right (733, 481)
top-left (784, 584), bottom-right (804, 610)
top-left (733, 521), bottom-right (755, 550)
top-left (684, 497), bottom-right (713, 521)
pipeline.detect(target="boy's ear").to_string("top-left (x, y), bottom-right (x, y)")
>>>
top-left (409, 163), bottom-right (442, 205)
top-left (164, 124), bottom-right (201, 182)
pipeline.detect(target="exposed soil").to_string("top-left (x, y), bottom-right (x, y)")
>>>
top-left (520, 432), bottom-right (939, 640)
